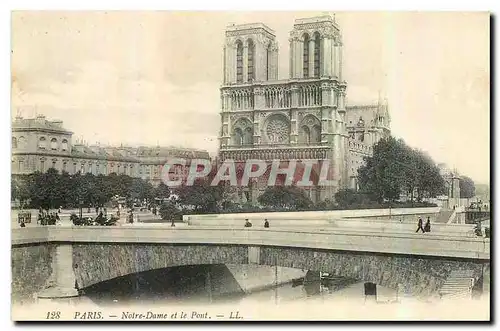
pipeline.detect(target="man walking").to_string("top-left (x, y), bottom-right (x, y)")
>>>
top-left (416, 217), bottom-right (425, 233)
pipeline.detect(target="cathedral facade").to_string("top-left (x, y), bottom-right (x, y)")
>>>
top-left (217, 15), bottom-right (391, 203)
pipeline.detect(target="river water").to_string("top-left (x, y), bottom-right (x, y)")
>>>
top-left (81, 264), bottom-right (400, 308)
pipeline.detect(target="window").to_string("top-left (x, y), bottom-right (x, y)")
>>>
top-left (61, 139), bottom-right (68, 151)
top-left (62, 162), bottom-right (67, 173)
top-left (19, 160), bottom-right (23, 172)
top-left (18, 136), bottom-right (26, 149)
top-left (303, 34), bottom-right (310, 78)
top-left (12, 137), bottom-right (17, 149)
top-left (52, 161), bottom-right (56, 168)
top-left (73, 163), bottom-right (77, 174)
top-left (40, 160), bottom-right (45, 172)
top-left (81, 164), bottom-right (85, 173)
top-left (39, 137), bottom-right (47, 149)
top-left (313, 33), bottom-right (321, 77)
top-left (233, 128), bottom-right (243, 146)
top-left (96, 164), bottom-right (99, 175)
top-left (50, 138), bottom-right (58, 150)
top-left (236, 41), bottom-right (243, 83)
top-left (247, 39), bottom-right (255, 82)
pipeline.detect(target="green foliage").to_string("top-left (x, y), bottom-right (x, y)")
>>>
top-left (358, 137), bottom-right (446, 202)
top-left (334, 189), bottom-right (371, 207)
top-left (154, 182), bottom-right (171, 200)
top-left (459, 176), bottom-right (476, 199)
top-left (173, 178), bottom-right (225, 213)
top-left (159, 201), bottom-right (182, 221)
top-left (257, 186), bottom-right (313, 210)
top-left (11, 170), bottom-right (159, 209)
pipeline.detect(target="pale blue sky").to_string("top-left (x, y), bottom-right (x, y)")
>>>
top-left (11, 11), bottom-right (490, 184)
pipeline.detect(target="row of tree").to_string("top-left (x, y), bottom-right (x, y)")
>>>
top-left (357, 137), bottom-right (446, 203)
top-left (11, 168), bottom-right (172, 210)
top-left (11, 136), bottom-right (477, 216)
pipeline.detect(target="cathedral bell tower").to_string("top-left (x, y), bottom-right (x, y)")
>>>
top-left (218, 15), bottom-right (349, 203)
top-left (223, 23), bottom-right (279, 85)
top-left (288, 15), bottom-right (349, 194)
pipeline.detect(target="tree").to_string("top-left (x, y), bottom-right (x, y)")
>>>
top-left (257, 186), bottom-right (313, 210)
top-left (358, 137), bottom-right (445, 203)
top-left (358, 137), bottom-right (404, 202)
top-left (129, 178), bottom-right (154, 205)
top-left (11, 174), bottom-right (32, 208)
top-left (159, 201), bottom-right (182, 221)
top-left (174, 177), bottom-right (225, 213)
top-left (154, 182), bottom-right (171, 201)
top-left (28, 168), bottom-right (66, 209)
top-left (334, 189), bottom-right (370, 207)
top-left (460, 176), bottom-right (476, 199)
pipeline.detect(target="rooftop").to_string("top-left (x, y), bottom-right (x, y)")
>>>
top-left (12, 115), bottom-right (72, 134)
top-left (294, 15), bottom-right (340, 30)
top-left (226, 22), bottom-right (275, 36)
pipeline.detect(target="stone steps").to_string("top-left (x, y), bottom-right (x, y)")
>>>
top-left (439, 269), bottom-right (474, 299)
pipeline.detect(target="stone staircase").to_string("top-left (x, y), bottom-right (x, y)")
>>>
top-left (439, 270), bottom-right (475, 300)
top-left (436, 209), bottom-right (454, 223)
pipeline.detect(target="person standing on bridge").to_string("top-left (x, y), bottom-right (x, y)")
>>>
top-left (244, 219), bottom-right (252, 228)
top-left (424, 217), bottom-right (431, 233)
top-left (264, 219), bottom-right (269, 228)
top-left (416, 217), bottom-right (425, 233)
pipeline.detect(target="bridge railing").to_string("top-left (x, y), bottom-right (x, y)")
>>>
top-left (465, 211), bottom-right (491, 224)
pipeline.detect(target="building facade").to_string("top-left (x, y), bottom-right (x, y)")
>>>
top-left (217, 15), bottom-right (391, 203)
top-left (11, 115), bottom-right (210, 186)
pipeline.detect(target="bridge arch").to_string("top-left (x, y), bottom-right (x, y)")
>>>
top-left (71, 243), bottom-right (483, 298)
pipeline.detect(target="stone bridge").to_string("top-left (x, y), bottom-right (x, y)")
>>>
top-left (11, 226), bottom-right (490, 302)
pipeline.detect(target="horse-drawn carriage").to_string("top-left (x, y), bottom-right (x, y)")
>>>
top-left (70, 213), bottom-right (119, 226)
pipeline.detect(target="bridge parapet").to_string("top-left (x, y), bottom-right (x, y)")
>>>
top-left (183, 207), bottom-right (442, 222)
top-left (12, 226), bottom-right (490, 260)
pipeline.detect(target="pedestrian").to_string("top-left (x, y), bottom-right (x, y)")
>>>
top-left (244, 219), bottom-right (252, 228)
top-left (20, 221), bottom-right (25, 228)
top-left (415, 217), bottom-right (425, 233)
top-left (264, 219), bottom-right (269, 228)
top-left (424, 217), bottom-right (431, 233)
top-left (171, 218), bottom-right (176, 227)
top-left (95, 206), bottom-right (99, 215)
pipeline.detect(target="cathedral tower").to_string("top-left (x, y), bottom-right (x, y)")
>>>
top-left (223, 23), bottom-right (279, 84)
top-left (218, 15), bottom-right (349, 203)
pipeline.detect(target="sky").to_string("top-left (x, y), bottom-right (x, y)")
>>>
top-left (10, 11), bottom-right (490, 184)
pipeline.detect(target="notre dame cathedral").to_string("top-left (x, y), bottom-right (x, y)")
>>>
top-left (217, 15), bottom-right (391, 203)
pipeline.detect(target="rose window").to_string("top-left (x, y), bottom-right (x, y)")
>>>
top-left (265, 115), bottom-right (290, 144)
